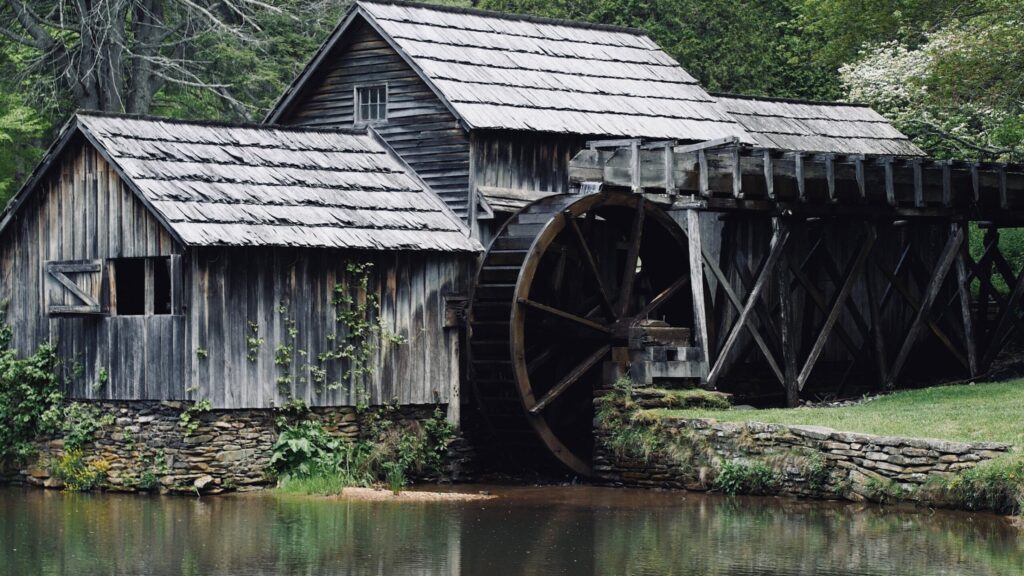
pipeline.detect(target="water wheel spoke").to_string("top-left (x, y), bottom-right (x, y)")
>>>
top-left (617, 196), bottom-right (646, 317)
top-left (633, 273), bottom-right (690, 321)
top-left (517, 297), bottom-right (611, 334)
top-left (528, 345), bottom-right (611, 414)
top-left (564, 212), bottom-right (617, 319)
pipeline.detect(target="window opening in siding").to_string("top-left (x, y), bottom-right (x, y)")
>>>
top-left (355, 84), bottom-right (387, 125)
top-left (112, 257), bottom-right (172, 316)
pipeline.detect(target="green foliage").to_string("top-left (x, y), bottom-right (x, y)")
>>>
top-left (863, 477), bottom-right (904, 504)
top-left (246, 321), bottom-right (265, 363)
top-left (59, 403), bottom-right (114, 451)
top-left (0, 318), bottom-right (62, 462)
top-left (270, 406), bottom-right (455, 495)
top-left (53, 449), bottom-right (110, 492)
top-left (938, 457), bottom-right (1024, 514)
top-left (714, 460), bottom-right (780, 496)
top-left (179, 400), bottom-right (213, 436)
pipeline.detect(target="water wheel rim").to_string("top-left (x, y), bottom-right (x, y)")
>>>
top-left (509, 192), bottom-right (688, 476)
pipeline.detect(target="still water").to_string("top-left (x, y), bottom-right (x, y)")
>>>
top-left (1, 484), bottom-right (1022, 576)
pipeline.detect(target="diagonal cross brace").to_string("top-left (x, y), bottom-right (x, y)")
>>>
top-left (706, 226), bottom-right (791, 388)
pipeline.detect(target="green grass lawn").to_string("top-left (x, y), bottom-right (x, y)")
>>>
top-left (660, 380), bottom-right (1024, 448)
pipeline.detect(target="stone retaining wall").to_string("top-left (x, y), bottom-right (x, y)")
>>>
top-left (2, 401), bottom-right (472, 494)
top-left (595, 417), bottom-right (1012, 502)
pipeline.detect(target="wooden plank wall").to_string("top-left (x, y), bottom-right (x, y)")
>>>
top-left (0, 141), bottom-right (187, 400)
top-left (188, 247), bottom-right (469, 409)
top-left (281, 19), bottom-right (472, 219)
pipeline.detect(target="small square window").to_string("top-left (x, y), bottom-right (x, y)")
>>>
top-left (355, 84), bottom-right (387, 125)
top-left (111, 257), bottom-right (172, 316)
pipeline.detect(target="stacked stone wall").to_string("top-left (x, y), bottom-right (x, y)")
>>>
top-left (1, 401), bottom-right (473, 493)
top-left (595, 417), bottom-right (1012, 502)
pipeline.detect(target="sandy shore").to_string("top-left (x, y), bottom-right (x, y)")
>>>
top-left (330, 486), bottom-right (497, 502)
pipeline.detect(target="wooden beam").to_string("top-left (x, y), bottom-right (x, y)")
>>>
top-left (942, 161), bottom-right (952, 207)
top-left (517, 298), bottom-right (611, 334)
top-left (698, 149), bottom-right (709, 197)
top-left (887, 227), bottom-right (964, 387)
top-left (855, 156), bottom-right (866, 199)
top-left (763, 150), bottom-right (775, 200)
top-left (884, 158), bottom-right (895, 206)
top-left (825, 154), bottom-right (836, 202)
top-left (732, 146), bottom-right (743, 199)
top-left (528, 345), bottom-right (611, 414)
top-left (980, 253), bottom-right (1024, 370)
top-left (564, 212), bottom-right (616, 319)
top-left (617, 196), bottom-right (646, 316)
top-left (954, 223), bottom-right (978, 376)
top-left (686, 210), bottom-right (712, 374)
top-left (912, 159), bottom-right (924, 208)
top-left (774, 218), bottom-right (799, 406)
top-left (795, 153), bottom-right (806, 202)
top-left (796, 225), bottom-right (877, 390)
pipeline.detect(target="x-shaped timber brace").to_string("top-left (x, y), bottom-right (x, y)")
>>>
top-left (571, 139), bottom-right (1024, 404)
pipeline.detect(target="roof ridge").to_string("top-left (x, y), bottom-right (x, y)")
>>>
top-left (712, 92), bottom-right (873, 109)
top-left (357, 0), bottom-right (650, 37)
top-left (75, 110), bottom-right (370, 136)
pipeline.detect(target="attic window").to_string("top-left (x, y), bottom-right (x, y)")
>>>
top-left (355, 84), bottom-right (387, 125)
top-left (111, 257), bottom-right (174, 316)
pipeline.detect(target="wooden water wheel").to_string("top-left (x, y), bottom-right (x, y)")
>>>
top-left (469, 192), bottom-right (692, 476)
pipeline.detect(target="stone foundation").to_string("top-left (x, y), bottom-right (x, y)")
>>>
top-left (2, 401), bottom-right (472, 494)
top-left (595, 417), bottom-right (1012, 503)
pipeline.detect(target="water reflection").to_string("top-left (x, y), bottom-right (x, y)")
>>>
top-left (1, 485), bottom-right (1021, 576)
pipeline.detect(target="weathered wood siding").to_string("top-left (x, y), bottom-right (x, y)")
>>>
top-left (0, 141), bottom-right (187, 400)
top-left (470, 131), bottom-right (586, 196)
top-left (189, 247), bottom-right (469, 409)
top-left (278, 18), bottom-right (472, 219)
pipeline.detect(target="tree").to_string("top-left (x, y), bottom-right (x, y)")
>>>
top-left (0, 0), bottom-right (294, 118)
top-left (840, 0), bottom-right (1023, 162)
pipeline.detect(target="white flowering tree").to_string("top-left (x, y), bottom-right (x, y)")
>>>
top-left (840, 5), bottom-right (1023, 162)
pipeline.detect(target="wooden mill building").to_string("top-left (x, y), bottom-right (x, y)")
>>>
top-left (4, 0), bottom-right (1018, 476)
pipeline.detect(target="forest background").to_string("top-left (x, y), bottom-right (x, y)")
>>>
top-left (0, 0), bottom-right (1018, 233)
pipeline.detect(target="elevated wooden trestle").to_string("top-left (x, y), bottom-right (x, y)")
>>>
top-left (570, 138), bottom-right (1024, 405)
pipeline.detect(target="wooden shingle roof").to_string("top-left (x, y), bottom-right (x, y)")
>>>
top-left (1, 113), bottom-right (480, 252)
top-left (271, 0), bottom-right (752, 142)
top-left (715, 94), bottom-right (924, 156)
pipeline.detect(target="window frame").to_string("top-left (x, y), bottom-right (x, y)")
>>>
top-left (107, 255), bottom-right (180, 317)
top-left (353, 83), bottom-right (389, 126)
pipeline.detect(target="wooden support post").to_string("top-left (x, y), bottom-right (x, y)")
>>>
top-left (954, 222), bottom-right (978, 376)
top-left (825, 154), bottom-right (836, 202)
top-left (912, 159), bottom-right (924, 208)
top-left (664, 145), bottom-right (676, 196)
top-left (796, 224), bottom-right (877, 391)
top-left (698, 149), bottom-right (709, 197)
top-left (732, 146), bottom-right (743, 199)
top-left (887, 227), bottom-right (964, 387)
top-left (774, 217), bottom-right (799, 406)
top-left (884, 158), bottom-right (895, 206)
top-left (763, 150), bottom-right (775, 200)
top-left (795, 153), bottom-right (806, 202)
top-left (687, 210), bottom-right (711, 379)
top-left (630, 139), bottom-right (642, 194)
top-left (977, 227), bottom-right (998, 351)
top-left (942, 161), bottom-right (952, 207)
top-left (971, 163), bottom-right (980, 203)
top-left (999, 166), bottom-right (1008, 209)
top-left (854, 156), bottom-right (866, 200)
top-left (865, 227), bottom-right (890, 387)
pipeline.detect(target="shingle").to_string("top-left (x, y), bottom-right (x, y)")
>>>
top-left (715, 95), bottom-right (924, 156)
top-left (78, 114), bottom-right (480, 252)
top-left (358, 0), bottom-right (751, 142)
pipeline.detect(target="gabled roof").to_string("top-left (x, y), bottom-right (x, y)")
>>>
top-left (0, 113), bottom-right (480, 252)
top-left (268, 0), bottom-right (752, 143)
top-left (714, 94), bottom-right (924, 157)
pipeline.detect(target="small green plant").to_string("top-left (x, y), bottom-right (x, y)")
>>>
top-left (863, 477), bottom-right (904, 504)
top-left (246, 321), bottom-right (264, 362)
top-left (384, 461), bottom-right (406, 495)
top-left (54, 449), bottom-right (110, 491)
top-left (92, 368), bottom-right (109, 392)
top-left (803, 453), bottom-right (831, 492)
top-left (195, 348), bottom-right (209, 360)
top-left (714, 460), bottom-right (780, 496)
top-left (938, 457), bottom-right (1024, 514)
top-left (60, 402), bottom-right (115, 451)
top-left (179, 400), bottom-right (212, 436)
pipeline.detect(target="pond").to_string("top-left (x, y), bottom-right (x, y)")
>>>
top-left (1, 485), bottom-right (1021, 576)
